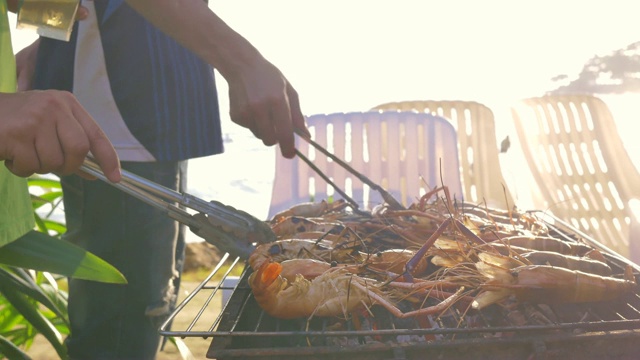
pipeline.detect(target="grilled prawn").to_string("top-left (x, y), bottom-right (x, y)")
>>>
top-left (248, 261), bottom-right (384, 319)
top-left (472, 264), bottom-right (637, 309)
top-left (249, 260), bottom-right (465, 319)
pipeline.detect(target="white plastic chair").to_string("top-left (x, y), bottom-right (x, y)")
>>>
top-left (268, 111), bottom-right (464, 219)
top-left (372, 100), bottom-right (515, 209)
top-left (511, 94), bottom-right (640, 262)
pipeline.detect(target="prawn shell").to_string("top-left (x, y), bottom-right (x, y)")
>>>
top-left (508, 265), bottom-right (636, 304)
top-left (521, 251), bottom-right (612, 276)
top-left (248, 238), bottom-right (335, 270)
top-left (499, 236), bottom-right (572, 255)
top-left (271, 216), bottom-right (344, 238)
top-left (279, 259), bottom-right (332, 281)
top-left (367, 249), bottom-right (428, 275)
top-left (270, 201), bottom-right (330, 223)
top-left (249, 263), bottom-right (376, 319)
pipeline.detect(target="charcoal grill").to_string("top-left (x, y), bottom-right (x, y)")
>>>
top-left (160, 211), bottom-right (640, 359)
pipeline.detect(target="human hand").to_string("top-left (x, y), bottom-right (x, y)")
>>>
top-left (0, 91), bottom-right (121, 182)
top-left (119, 0), bottom-right (310, 156)
top-left (226, 58), bottom-right (310, 159)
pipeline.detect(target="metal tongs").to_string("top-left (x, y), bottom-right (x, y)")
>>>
top-left (80, 158), bottom-right (276, 259)
top-left (294, 129), bottom-right (406, 211)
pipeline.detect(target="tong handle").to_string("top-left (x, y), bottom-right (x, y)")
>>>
top-left (80, 158), bottom-right (276, 258)
top-left (294, 129), bottom-right (405, 210)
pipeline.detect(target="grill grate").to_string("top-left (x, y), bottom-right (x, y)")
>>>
top-left (160, 211), bottom-right (640, 359)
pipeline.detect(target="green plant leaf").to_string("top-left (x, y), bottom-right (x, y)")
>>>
top-left (0, 231), bottom-right (127, 284)
top-left (166, 337), bottom-right (196, 360)
top-left (37, 284), bottom-right (68, 324)
top-left (35, 191), bottom-right (63, 202)
top-left (0, 267), bottom-right (68, 325)
top-left (30, 195), bottom-right (50, 210)
top-left (38, 220), bottom-right (66, 235)
top-left (0, 280), bottom-right (67, 359)
top-left (0, 335), bottom-right (31, 360)
top-left (0, 304), bottom-right (24, 336)
top-left (27, 178), bottom-right (61, 190)
top-left (32, 215), bottom-right (48, 234)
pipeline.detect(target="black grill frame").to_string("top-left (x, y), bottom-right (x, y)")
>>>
top-left (160, 211), bottom-right (640, 359)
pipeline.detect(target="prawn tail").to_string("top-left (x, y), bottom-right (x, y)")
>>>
top-left (472, 288), bottom-right (511, 309)
top-left (624, 265), bottom-right (637, 285)
top-left (472, 255), bottom-right (518, 309)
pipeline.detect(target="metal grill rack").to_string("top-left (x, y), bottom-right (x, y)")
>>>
top-left (160, 211), bottom-right (640, 359)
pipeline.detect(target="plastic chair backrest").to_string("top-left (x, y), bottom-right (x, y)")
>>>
top-left (511, 94), bottom-right (640, 262)
top-left (372, 100), bottom-right (514, 208)
top-left (268, 111), bottom-right (464, 219)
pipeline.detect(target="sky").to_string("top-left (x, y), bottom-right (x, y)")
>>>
top-left (11, 1), bottom-right (639, 109)
top-left (9, 1), bottom-right (640, 224)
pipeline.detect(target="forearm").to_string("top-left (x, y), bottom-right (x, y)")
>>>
top-left (124, 0), bottom-right (263, 80)
top-left (124, 0), bottom-right (309, 158)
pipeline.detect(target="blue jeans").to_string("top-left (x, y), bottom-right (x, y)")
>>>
top-left (62, 161), bottom-right (187, 360)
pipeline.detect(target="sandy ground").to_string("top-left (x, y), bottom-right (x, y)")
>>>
top-left (27, 280), bottom-right (220, 360)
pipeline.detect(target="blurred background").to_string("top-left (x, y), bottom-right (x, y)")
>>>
top-left (10, 0), bottom-right (640, 238)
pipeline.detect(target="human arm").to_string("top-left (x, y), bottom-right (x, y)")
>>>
top-left (0, 91), bottom-right (121, 182)
top-left (124, 0), bottom-right (310, 159)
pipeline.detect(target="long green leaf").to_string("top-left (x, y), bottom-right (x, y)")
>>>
top-left (1, 327), bottom-right (35, 352)
top-left (166, 337), bottom-right (196, 360)
top-left (32, 215), bottom-right (47, 234)
top-left (36, 284), bottom-right (68, 325)
top-left (0, 335), bottom-right (31, 360)
top-left (31, 217), bottom-right (67, 236)
top-left (30, 192), bottom-right (62, 210)
top-left (27, 178), bottom-right (61, 190)
top-left (0, 281), bottom-right (66, 359)
top-left (0, 231), bottom-right (126, 284)
top-left (30, 195), bottom-right (50, 211)
top-left (0, 267), bottom-right (68, 324)
top-left (0, 302), bottom-right (23, 334)
top-left (38, 220), bottom-right (66, 235)
top-left (34, 192), bottom-right (63, 202)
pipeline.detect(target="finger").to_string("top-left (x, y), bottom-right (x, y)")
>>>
top-left (250, 106), bottom-right (276, 145)
top-left (286, 84), bottom-right (310, 139)
top-left (5, 146), bottom-right (39, 177)
top-left (34, 125), bottom-right (65, 174)
top-left (231, 111), bottom-right (257, 137)
top-left (270, 98), bottom-right (295, 158)
top-left (69, 100), bottom-right (121, 183)
top-left (54, 117), bottom-right (89, 175)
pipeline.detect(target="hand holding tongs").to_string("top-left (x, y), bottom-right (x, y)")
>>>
top-left (293, 129), bottom-right (406, 211)
top-left (80, 158), bottom-right (276, 259)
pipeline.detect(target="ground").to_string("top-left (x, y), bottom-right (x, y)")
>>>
top-left (27, 280), bottom-right (218, 360)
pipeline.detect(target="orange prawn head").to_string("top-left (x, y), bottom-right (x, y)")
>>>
top-left (248, 262), bottom-right (287, 307)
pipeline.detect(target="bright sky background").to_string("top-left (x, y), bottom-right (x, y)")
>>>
top-left (9, 1), bottom-right (640, 223)
top-left (11, 1), bottom-right (639, 110)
